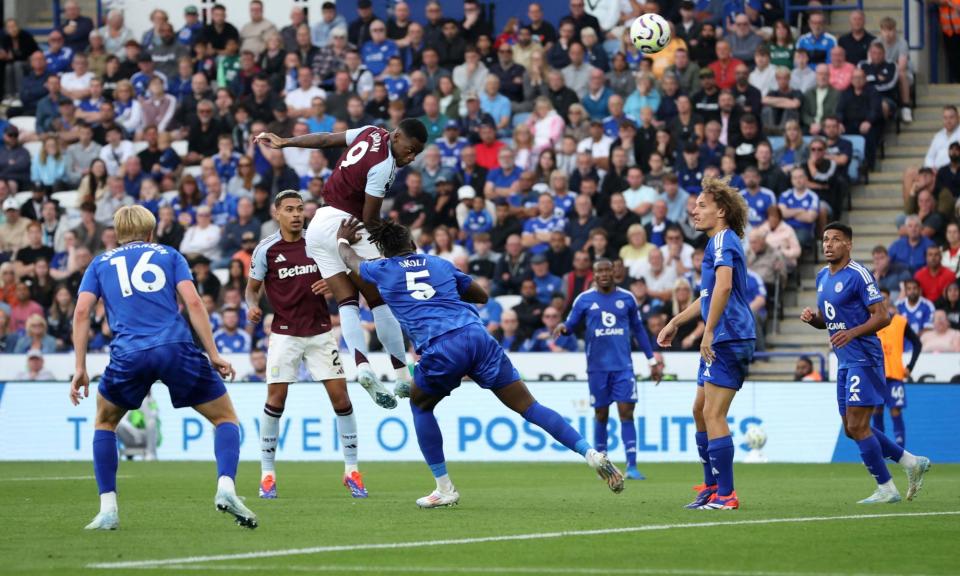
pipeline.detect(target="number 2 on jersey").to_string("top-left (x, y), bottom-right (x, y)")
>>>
top-left (110, 252), bottom-right (167, 297)
top-left (406, 270), bottom-right (436, 300)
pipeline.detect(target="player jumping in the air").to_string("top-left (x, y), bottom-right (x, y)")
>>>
top-left (245, 190), bottom-right (367, 499)
top-left (70, 206), bottom-right (256, 530)
top-left (553, 259), bottom-right (663, 480)
top-left (255, 120), bottom-right (427, 408)
top-left (801, 223), bottom-right (931, 504)
top-left (336, 217), bottom-right (625, 507)
top-left (874, 288), bottom-right (922, 448)
top-left (657, 177), bottom-right (755, 510)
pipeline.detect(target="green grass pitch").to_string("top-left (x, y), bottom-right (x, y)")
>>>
top-left (1, 461), bottom-right (958, 576)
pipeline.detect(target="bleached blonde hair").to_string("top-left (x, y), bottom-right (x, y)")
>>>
top-left (114, 205), bottom-right (156, 244)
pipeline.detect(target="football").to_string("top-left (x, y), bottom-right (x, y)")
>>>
top-left (630, 13), bottom-right (672, 54)
top-left (744, 424), bottom-right (768, 450)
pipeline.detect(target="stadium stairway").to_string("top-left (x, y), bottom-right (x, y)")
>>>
top-left (752, 84), bottom-right (958, 380)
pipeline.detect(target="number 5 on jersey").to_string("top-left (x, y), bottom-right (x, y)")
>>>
top-left (406, 270), bottom-right (435, 300)
top-left (110, 252), bottom-right (167, 297)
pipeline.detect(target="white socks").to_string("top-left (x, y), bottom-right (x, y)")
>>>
top-left (339, 304), bottom-right (369, 365)
top-left (435, 474), bottom-right (454, 493)
top-left (100, 491), bottom-right (117, 514)
top-left (217, 476), bottom-right (235, 493)
top-left (372, 305), bottom-right (407, 369)
top-left (260, 410), bottom-right (280, 479)
top-left (899, 450), bottom-right (918, 468)
top-left (880, 479), bottom-right (899, 493)
top-left (337, 408), bottom-right (359, 471)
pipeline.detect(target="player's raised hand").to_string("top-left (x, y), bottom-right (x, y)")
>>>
top-left (254, 132), bottom-right (285, 149)
top-left (337, 217), bottom-right (364, 244)
top-left (800, 307), bottom-right (816, 324)
top-left (70, 369), bottom-right (89, 406)
top-left (551, 323), bottom-right (567, 339)
top-left (247, 304), bottom-right (263, 325)
top-left (210, 355), bottom-right (236, 382)
top-left (657, 321), bottom-right (677, 348)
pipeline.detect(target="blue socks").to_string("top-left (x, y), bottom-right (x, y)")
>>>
top-left (695, 431), bottom-right (717, 486)
top-left (891, 414), bottom-right (905, 447)
top-left (411, 403), bottom-right (446, 471)
top-left (594, 418), bottom-right (608, 453)
top-left (872, 411), bottom-right (885, 432)
top-left (871, 427), bottom-right (905, 462)
top-left (214, 422), bottom-right (240, 480)
top-left (707, 435), bottom-right (735, 496)
top-left (856, 434), bottom-right (893, 485)
top-left (621, 419), bottom-right (637, 468)
top-left (523, 402), bottom-right (589, 456)
top-left (93, 429), bottom-right (118, 495)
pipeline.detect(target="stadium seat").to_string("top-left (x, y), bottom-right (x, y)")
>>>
top-left (171, 140), bottom-right (189, 156)
top-left (132, 141), bottom-right (149, 153)
top-left (843, 135), bottom-right (865, 184)
top-left (8, 116), bottom-right (36, 133)
top-left (161, 190), bottom-right (179, 203)
top-left (512, 113), bottom-right (531, 128)
top-left (14, 190), bottom-right (32, 206)
top-left (24, 140), bottom-right (42, 157)
top-left (51, 190), bottom-right (79, 208)
top-left (213, 268), bottom-right (230, 283)
top-left (182, 165), bottom-right (203, 179)
top-left (495, 295), bottom-right (522, 311)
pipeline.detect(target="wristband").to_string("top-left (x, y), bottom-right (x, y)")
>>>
top-left (337, 238), bottom-right (351, 247)
top-left (648, 357), bottom-right (660, 367)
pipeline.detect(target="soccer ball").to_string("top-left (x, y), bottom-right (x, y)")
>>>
top-left (744, 424), bottom-right (768, 450)
top-left (630, 13), bottom-right (672, 54)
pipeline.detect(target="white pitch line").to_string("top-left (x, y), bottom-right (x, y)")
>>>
top-left (136, 563), bottom-right (941, 576)
top-left (88, 510), bottom-right (960, 570)
top-left (0, 475), bottom-right (133, 482)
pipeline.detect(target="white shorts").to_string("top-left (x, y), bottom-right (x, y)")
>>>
top-left (305, 205), bottom-right (381, 277)
top-left (266, 332), bottom-right (345, 384)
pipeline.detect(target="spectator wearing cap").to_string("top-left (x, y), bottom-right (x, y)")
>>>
top-left (131, 52), bottom-right (168, 98)
top-left (527, 254), bottom-right (563, 307)
top-left (437, 121), bottom-right (468, 171)
top-left (458, 145), bottom-right (489, 193)
top-left (178, 5), bottom-right (204, 47)
top-left (0, 127), bottom-right (30, 192)
top-left (204, 4), bottom-right (240, 55)
top-left (0, 198), bottom-right (30, 254)
top-left (16, 349), bottom-right (56, 380)
top-left (484, 148), bottom-right (522, 200)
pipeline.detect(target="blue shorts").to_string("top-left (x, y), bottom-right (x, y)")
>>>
top-left (836, 365), bottom-right (886, 415)
top-left (414, 323), bottom-right (520, 398)
top-left (697, 340), bottom-right (755, 390)
top-left (99, 342), bottom-right (227, 410)
top-left (587, 370), bottom-right (637, 407)
top-left (884, 378), bottom-right (907, 409)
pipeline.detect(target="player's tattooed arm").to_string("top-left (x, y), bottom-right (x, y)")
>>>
top-left (255, 131), bottom-right (347, 149)
top-left (800, 306), bottom-right (826, 329)
top-left (337, 217), bottom-right (366, 276)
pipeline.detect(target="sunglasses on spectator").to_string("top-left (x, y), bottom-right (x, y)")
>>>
top-left (810, 146), bottom-right (825, 151)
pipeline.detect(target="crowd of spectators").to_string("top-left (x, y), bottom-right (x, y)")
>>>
top-left (0, 0), bottom-right (957, 365)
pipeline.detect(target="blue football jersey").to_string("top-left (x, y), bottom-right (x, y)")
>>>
top-left (78, 242), bottom-right (196, 356)
top-left (564, 288), bottom-right (654, 373)
top-left (741, 186), bottom-right (777, 227)
top-left (816, 261), bottom-right (885, 368)
top-left (895, 297), bottom-right (935, 334)
top-left (700, 229), bottom-right (756, 344)
top-left (360, 253), bottom-right (481, 352)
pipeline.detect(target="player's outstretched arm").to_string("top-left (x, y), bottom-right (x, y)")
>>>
top-left (254, 131), bottom-right (348, 150)
top-left (658, 296), bottom-right (702, 348)
top-left (69, 291), bottom-right (97, 405)
top-left (177, 280), bottom-right (236, 381)
top-left (800, 306), bottom-right (826, 330)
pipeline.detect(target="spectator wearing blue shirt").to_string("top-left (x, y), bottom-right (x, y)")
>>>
top-left (602, 94), bottom-right (637, 138)
top-left (20, 52), bottom-right (51, 116)
top-left (778, 168), bottom-right (821, 246)
top-left (382, 57), bottom-right (411, 101)
top-left (581, 68), bottom-right (613, 120)
top-left (437, 121), bottom-right (468, 171)
top-left (213, 135), bottom-right (241, 181)
top-left (43, 30), bottom-right (74, 75)
top-left (522, 194), bottom-right (567, 255)
top-left (177, 5), bottom-right (205, 46)
top-left (306, 97), bottom-right (336, 133)
top-left (796, 12), bottom-right (837, 68)
top-left (244, 349), bottom-right (267, 382)
top-left (479, 75), bottom-right (512, 134)
top-left (658, 174), bottom-right (691, 224)
top-left (522, 305), bottom-right (578, 351)
top-left (740, 166), bottom-right (777, 227)
top-left (213, 307), bottom-right (251, 353)
top-left (359, 20), bottom-right (397, 77)
top-left (485, 148), bottom-right (523, 200)
top-left (462, 190), bottom-right (495, 239)
top-left (677, 142), bottom-right (706, 195)
top-left (889, 215), bottom-right (937, 273)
